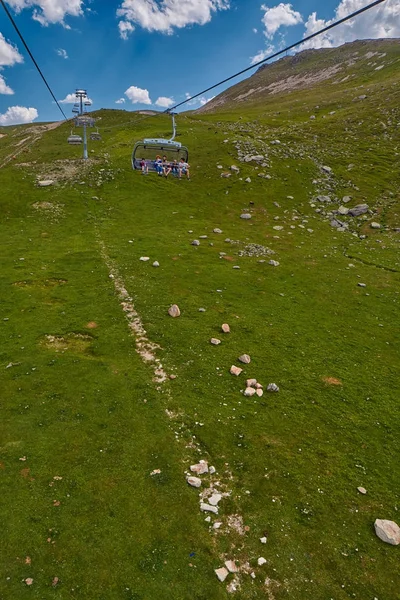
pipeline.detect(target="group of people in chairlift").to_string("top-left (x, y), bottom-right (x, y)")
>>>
top-left (140, 155), bottom-right (190, 180)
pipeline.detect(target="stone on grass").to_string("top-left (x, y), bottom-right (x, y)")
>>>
top-left (209, 493), bottom-right (222, 506)
top-left (140, 257), bottom-right (150, 262)
top-left (221, 172), bottom-right (231, 178)
top-left (211, 338), bottom-right (221, 346)
top-left (225, 560), bottom-right (238, 573)
top-left (370, 222), bottom-right (381, 229)
top-left (241, 213), bottom-right (252, 220)
top-left (231, 165), bottom-right (240, 172)
top-left (258, 557), bottom-right (267, 566)
top-left (209, 466), bottom-right (216, 475)
top-left (315, 195), bottom-right (331, 203)
top-left (201, 503), bottom-right (218, 514)
top-left (187, 476), bottom-right (202, 488)
top-left (245, 177), bottom-right (252, 183)
top-left (246, 378), bottom-right (257, 387)
top-left (238, 354), bottom-right (251, 364)
top-left (374, 519), bottom-right (400, 545)
top-left (199, 308), bottom-right (206, 312)
top-left (191, 240), bottom-right (200, 246)
top-left (244, 387), bottom-right (256, 397)
top-left (153, 261), bottom-right (160, 267)
top-left (190, 460), bottom-right (208, 474)
top-left (168, 304), bottom-right (181, 318)
top-left (338, 206), bottom-right (349, 215)
top-left (273, 226), bottom-right (283, 231)
top-left (213, 521), bottom-right (222, 529)
top-left (222, 323), bottom-right (231, 333)
top-left (342, 196), bottom-right (352, 203)
top-left (267, 383), bottom-right (279, 392)
top-left (38, 180), bottom-right (54, 187)
top-left (213, 228), bottom-right (223, 234)
top-left (358, 283), bottom-right (366, 288)
top-left (25, 578), bottom-right (34, 586)
top-left (230, 365), bottom-right (243, 376)
top-left (215, 567), bottom-right (229, 582)
top-left (256, 388), bottom-right (264, 397)
top-left (260, 536), bottom-right (267, 544)
top-left (357, 487), bottom-right (367, 495)
top-left (269, 260), bottom-right (280, 267)
top-left (348, 204), bottom-right (369, 217)
top-left (321, 166), bottom-right (332, 174)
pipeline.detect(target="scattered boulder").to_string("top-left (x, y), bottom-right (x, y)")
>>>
top-left (225, 560), bottom-right (238, 573)
top-left (209, 493), bottom-right (222, 506)
top-left (246, 378), bottom-right (257, 387)
top-left (201, 503), bottom-right (218, 514)
top-left (190, 460), bottom-right (208, 474)
top-left (370, 222), bottom-right (381, 229)
top-left (342, 196), bottom-right (352, 203)
top-left (191, 240), bottom-right (200, 246)
top-left (210, 338), bottom-right (221, 345)
top-left (374, 519), bottom-right (400, 545)
top-left (315, 195), bottom-right (331, 203)
top-left (258, 557), bottom-right (267, 566)
top-left (215, 567), bottom-right (229, 582)
top-left (321, 166), bottom-right (332, 174)
top-left (168, 304), bottom-right (181, 318)
top-left (152, 261), bottom-right (160, 267)
top-left (256, 388), bottom-right (264, 397)
top-left (267, 383), bottom-right (279, 392)
top-left (230, 365), bottom-right (243, 376)
top-left (348, 204), bottom-right (369, 217)
top-left (187, 476), bottom-right (202, 488)
top-left (244, 387), bottom-right (256, 397)
top-left (337, 206), bottom-right (349, 215)
top-left (358, 283), bottom-right (366, 288)
top-left (213, 228), bottom-right (223, 234)
top-left (37, 180), bottom-right (54, 187)
top-left (231, 165), bottom-right (240, 172)
top-left (221, 172), bottom-right (231, 178)
top-left (240, 213), bottom-right (252, 220)
top-left (222, 323), bottom-right (231, 333)
top-left (260, 536), bottom-right (267, 544)
top-left (238, 354), bottom-right (251, 364)
top-left (209, 466), bottom-right (216, 474)
top-left (357, 487), bottom-right (367, 495)
top-left (140, 257), bottom-right (150, 262)
top-left (245, 177), bottom-right (252, 183)
top-left (269, 260), bottom-right (280, 267)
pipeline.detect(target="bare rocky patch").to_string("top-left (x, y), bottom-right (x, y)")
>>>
top-left (41, 333), bottom-right (93, 354)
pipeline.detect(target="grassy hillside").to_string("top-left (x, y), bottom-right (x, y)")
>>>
top-left (0, 40), bottom-right (399, 599)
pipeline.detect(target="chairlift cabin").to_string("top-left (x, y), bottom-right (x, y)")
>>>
top-left (67, 131), bottom-right (83, 145)
top-left (90, 130), bottom-right (101, 141)
top-left (132, 113), bottom-right (188, 172)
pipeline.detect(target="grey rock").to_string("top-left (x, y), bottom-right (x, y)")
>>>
top-left (316, 195), bottom-right (331, 203)
top-left (338, 206), bottom-right (349, 215)
top-left (342, 196), bottom-right (352, 203)
top-left (358, 283), bottom-right (366, 288)
top-left (210, 338), bottom-right (221, 345)
top-left (140, 256), bottom-right (150, 262)
top-left (191, 240), bottom-right (200, 246)
top-left (190, 460), bottom-right (208, 474)
top-left (168, 304), bottom-right (181, 318)
top-left (187, 476), bottom-right (202, 488)
top-left (199, 235), bottom-right (208, 239)
top-left (215, 567), bottom-right (229, 582)
top-left (348, 204), bottom-right (369, 217)
top-left (201, 503), bottom-right (218, 514)
top-left (230, 365), bottom-right (243, 376)
top-left (321, 166), bottom-right (332, 174)
top-left (244, 387), bottom-right (256, 397)
top-left (238, 354), bottom-right (251, 364)
top-left (267, 383), bottom-right (279, 392)
top-left (213, 228), bottom-right (223, 234)
top-left (370, 222), bottom-right (381, 229)
top-left (357, 487), bottom-right (367, 495)
top-left (209, 493), bottom-right (222, 506)
top-left (222, 323), bottom-right (230, 333)
top-left (152, 261), bottom-right (160, 267)
top-left (198, 308), bottom-right (206, 312)
top-left (374, 519), bottom-right (400, 545)
top-left (225, 560), bottom-right (238, 573)
top-left (38, 180), bottom-right (54, 187)
top-left (230, 165), bottom-right (240, 172)
top-left (245, 177), bottom-right (252, 183)
top-left (240, 214), bottom-right (252, 220)
top-left (269, 260), bottom-right (280, 267)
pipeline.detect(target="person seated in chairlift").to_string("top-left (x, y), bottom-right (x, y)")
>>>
top-left (162, 155), bottom-right (171, 178)
top-left (179, 158), bottom-right (190, 180)
top-left (171, 160), bottom-right (179, 175)
top-left (155, 155), bottom-right (163, 176)
top-left (140, 157), bottom-right (148, 174)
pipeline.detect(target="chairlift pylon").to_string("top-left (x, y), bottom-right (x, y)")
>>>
top-left (131, 113), bottom-right (188, 171)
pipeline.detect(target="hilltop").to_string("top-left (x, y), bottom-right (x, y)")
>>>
top-left (199, 38), bottom-right (400, 112)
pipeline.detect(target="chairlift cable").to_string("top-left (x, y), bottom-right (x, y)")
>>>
top-left (168, 0), bottom-right (388, 112)
top-left (0, 0), bottom-right (68, 121)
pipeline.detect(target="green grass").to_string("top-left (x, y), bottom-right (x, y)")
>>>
top-left (1, 49), bottom-right (400, 599)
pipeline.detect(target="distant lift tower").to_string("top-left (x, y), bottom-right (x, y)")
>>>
top-left (74, 89), bottom-right (95, 160)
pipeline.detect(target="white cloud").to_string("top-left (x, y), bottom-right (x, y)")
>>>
top-left (253, 28), bottom-right (258, 34)
top-left (59, 92), bottom-right (93, 104)
top-left (0, 32), bottom-right (23, 67)
top-left (0, 105), bottom-right (38, 125)
top-left (115, 97), bottom-right (126, 104)
top-left (199, 95), bottom-right (215, 106)
top-left (125, 85), bottom-right (152, 105)
top-left (302, 0), bottom-right (400, 49)
top-left (56, 48), bottom-right (68, 59)
top-left (251, 44), bottom-right (275, 65)
top-left (261, 2), bottom-right (303, 39)
top-left (116, 0), bottom-right (230, 37)
top-left (7, 0), bottom-right (84, 26)
top-left (118, 20), bottom-right (135, 39)
top-left (155, 96), bottom-right (174, 108)
top-left (0, 74), bottom-right (14, 95)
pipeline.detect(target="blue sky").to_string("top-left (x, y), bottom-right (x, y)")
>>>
top-left (0, 0), bottom-right (398, 124)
